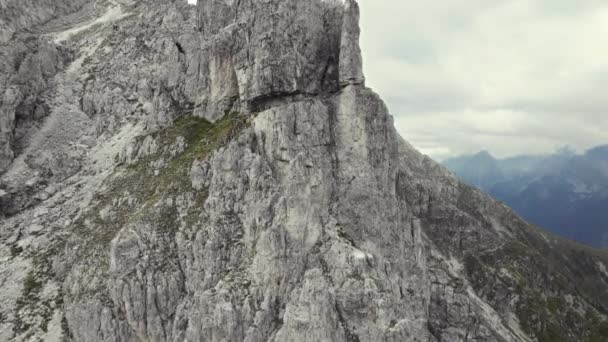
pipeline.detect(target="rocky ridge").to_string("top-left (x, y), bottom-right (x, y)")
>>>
top-left (0, 1), bottom-right (608, 341)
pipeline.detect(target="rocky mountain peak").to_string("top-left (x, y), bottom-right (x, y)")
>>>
top-left (1, 1), bottom-right (607, 341)
top-left (190, 0), bottom-right (364, 120)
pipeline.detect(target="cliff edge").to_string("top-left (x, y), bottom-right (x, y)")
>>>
top-left (1, 1), bottom-right (607, 341)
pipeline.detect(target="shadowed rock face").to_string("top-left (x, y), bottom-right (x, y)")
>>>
top-left (1, 1), bottom-right (608, 342)
top-left (0, 41), bottom-right (72, 174)
top-left (0, 0), bottom-right (91, 173)
top-left (191, 0), bottom-right (364, 120)
top-left (0, 0), bottom-right (90, 43)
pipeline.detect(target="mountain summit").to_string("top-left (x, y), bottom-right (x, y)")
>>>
top-left (1, 1), bottom-right (608, 341)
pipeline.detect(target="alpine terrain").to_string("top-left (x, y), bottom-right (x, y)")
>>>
top-left (1, 0), bottom-right (608, 341)
top-left (444, 148), bottom-right (608, 248)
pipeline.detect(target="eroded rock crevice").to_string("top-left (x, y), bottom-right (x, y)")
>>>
top-left (1, 1), bottom-right (607, 342)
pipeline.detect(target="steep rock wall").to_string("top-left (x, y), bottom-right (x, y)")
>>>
top-left (0, 0), bottom-right (90, 43)
top-left (0, 0), bottom-right (92, 173)
top-left (0, 1), bottom-right (607, 342)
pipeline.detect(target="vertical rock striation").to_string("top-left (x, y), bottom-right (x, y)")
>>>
top-left (0, 1), bottom-right (607, 342)
top-left (191, 0), bottom-right (347, 120)
top-left (0, 0), bottom-right (92, 173)
top-left (339, 0), bottom-right (365, 87)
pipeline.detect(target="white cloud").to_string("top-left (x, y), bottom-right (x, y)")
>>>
top-left (359, 0), bottom-right (608, 160)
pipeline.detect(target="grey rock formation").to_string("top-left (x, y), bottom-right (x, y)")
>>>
top-left (0, 0), bottom-right (94, 173)
top-left (192, 0), bottom-right (348, 120)
top-left (1, 1), bottom-right (607, 342)
top-left (0, 0), bottom-right (90, 43)
top-left (339, 0), bottom-right (365, 87)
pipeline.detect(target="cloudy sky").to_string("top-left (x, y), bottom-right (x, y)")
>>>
top-left (358, 0), bottom-right (608, 160)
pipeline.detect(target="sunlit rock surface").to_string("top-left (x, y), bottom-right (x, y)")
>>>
top-left (1, 1), bottom-right (607, 341)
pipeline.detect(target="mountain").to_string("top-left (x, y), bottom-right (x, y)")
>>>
top-left (1, 1), bottom-right (608, 341)
top-left (444, 147), bottom-right (608, 247)
top-left (441, 151), bottom-right (504, 190)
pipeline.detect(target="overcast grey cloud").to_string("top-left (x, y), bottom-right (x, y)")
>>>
top-left (358, 0), bottom-right (608, 160)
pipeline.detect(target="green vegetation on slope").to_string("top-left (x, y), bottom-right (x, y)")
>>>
top-left (72, 112), bottom-right (247, 258)
top-left (464, 238), bottom-right (608, 342)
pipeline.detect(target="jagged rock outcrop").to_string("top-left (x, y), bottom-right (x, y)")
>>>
top-left (0, 0), bottom-right (91, 43)
top-left (1, 1), bottom-right (608, 342)
top-left (0, 0), bottom-right (94, 173)
top-left (191, 0), bottom-right (348, 120)
top-left (339, 0), bottom-right (365, 87)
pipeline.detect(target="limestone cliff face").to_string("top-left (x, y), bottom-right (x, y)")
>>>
top-left (1, 1), bottom-right (608, 342)
top-left (0, 0), bottom-right (100, 175)
top-left (0, 0), bottom-right (91, 43)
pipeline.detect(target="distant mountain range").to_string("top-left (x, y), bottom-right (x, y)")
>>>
top-left (443, 145), bottom-right (608, 248)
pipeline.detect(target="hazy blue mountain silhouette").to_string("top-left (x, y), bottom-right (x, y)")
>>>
top-left (443, 146), bottom-right (608, 248)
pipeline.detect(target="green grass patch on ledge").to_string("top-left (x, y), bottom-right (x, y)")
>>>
top-left (72, 111), bottom-right (247, 257)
